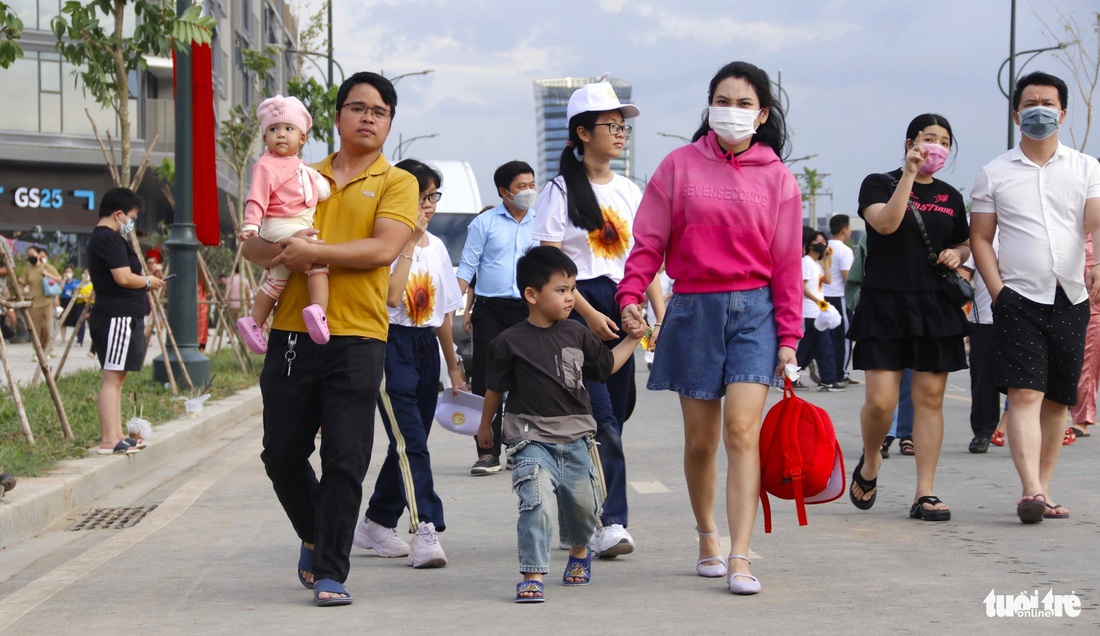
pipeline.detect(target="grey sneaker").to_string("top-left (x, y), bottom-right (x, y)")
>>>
top-left (470, 454), bottom-right (501, 476)
top-left (408, 521), bottom-right (447, 568)
top-left (353, 518), bottom-right (410, 557)
top-left (589, 523), bottom-right (635, 559)
top-left (818, 383), bottom-right (847, 393)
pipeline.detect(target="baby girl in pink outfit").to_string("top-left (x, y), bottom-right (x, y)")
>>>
top-left (237, 95), bottom-right (331, 353)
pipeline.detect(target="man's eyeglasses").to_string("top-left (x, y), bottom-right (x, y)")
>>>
top-left (419, 192), bottom-right (443, 204)
top-left (341, 102), bottom-right (392, 120)
top-left (593, 123), bottom-right (632, 136)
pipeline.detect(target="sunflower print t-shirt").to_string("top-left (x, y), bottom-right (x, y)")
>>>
top-left (388, 232), bottom-right (464, 329)
top-left (531, 174), bottom-right (642, 282)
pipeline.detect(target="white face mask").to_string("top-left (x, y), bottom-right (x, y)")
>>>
top-left (510, 189), bottom-right (537, 211)
top-left (708, 106), bottom-right (760, 145)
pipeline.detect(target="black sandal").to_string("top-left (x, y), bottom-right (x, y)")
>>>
top-left (899, 438), bottom-right (915, 456)
top-left (909, 495), bottom-right (951, 521)
top-left (848, 454), bottom-right (877, 510)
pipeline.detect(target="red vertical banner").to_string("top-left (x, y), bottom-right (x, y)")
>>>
top-left (190, 42), bottom-right (220, 246)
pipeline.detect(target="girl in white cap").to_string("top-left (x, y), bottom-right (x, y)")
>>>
top-left (532, 81), bottom-right (666, 561)
top-left (237, 94), bottom-right (331, 353)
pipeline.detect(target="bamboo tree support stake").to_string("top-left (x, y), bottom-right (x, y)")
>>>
top-left (0, 300), bottom-right (34, 444)
top-left (0, 240), bottom-right (72, 440)
top-left (53, 297), bottom-right (92, 382)
top-left (125, 231), bottom-right (193, 392)
top-left (198, 252), bottom-right (248, 373)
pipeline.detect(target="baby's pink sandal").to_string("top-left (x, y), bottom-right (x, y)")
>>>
top-left (302, 304), bottom-right (330, 345)
top-left (236, 317), bottom-right (268, 354)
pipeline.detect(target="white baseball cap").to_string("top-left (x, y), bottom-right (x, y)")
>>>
top-left (566, 81), bottom-right (640, 122)
top-left (434, 390), bottom-right (485, 436)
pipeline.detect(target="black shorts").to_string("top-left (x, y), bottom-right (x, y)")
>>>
top-left (90, 314), bottom-right (146, 372)
top-left (993, 286), bottom-right (1090, 405)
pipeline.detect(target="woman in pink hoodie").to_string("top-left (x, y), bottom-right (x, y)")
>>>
top-left (617, 61), bottom-right (803, 595)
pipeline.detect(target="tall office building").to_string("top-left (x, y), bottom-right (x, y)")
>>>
top-left (0, 0), bottom-right (301, 263)
top-left (533, 76), bottom-right (635, 186)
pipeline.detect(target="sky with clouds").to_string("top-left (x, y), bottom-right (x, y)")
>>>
top-left (296, 0), bottom-right (1100, 228)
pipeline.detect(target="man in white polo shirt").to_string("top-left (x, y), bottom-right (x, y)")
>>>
top-left (824, 214), bottom-right (855, 385)
top-left (970, 71), bottom-right (1100, 524)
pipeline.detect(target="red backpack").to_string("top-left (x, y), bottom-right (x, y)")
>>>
top-left (758, 377), bottom-right (846, 533)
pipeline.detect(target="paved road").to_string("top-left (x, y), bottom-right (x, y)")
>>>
top-left (1, 360), bottom-right (1097, 634)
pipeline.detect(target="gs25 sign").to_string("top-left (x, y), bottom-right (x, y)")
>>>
top-left (2, 187), bottom-right (96, 209)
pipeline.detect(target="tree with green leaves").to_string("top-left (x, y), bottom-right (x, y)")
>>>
top-left (1036, 9), bottom-right (1099, 151)
top-left (50, 0), bottom-right (215, 189)
top-left (0, 3), bottom-right (24, 68)
top-left (216, 45), bottom-right (278, 229)
top-left (797, 166), bottom-right (830, 230)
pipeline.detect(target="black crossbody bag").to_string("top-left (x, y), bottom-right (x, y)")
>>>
top-left (883, 174), bottom-right (974, 307)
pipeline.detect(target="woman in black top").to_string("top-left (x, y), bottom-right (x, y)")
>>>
top-left (847, 114), bottom-right (970, 522)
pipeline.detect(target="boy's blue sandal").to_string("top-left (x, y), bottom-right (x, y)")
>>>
top-left (298, 543), bottom-right (314, 589)
top-left (313, 578), bottom-right (352, 606)
top-left (515, 580), bottom-right (545, 603)
top-left (562, 550), bottom-right (591, 586)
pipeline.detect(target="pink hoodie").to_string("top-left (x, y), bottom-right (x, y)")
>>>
top-left (616, 131), bottom-right (804, 349)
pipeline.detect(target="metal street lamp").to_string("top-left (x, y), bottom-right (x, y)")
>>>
top-left (394, 133), bottom-right (439, 161)
top-left (384, 69), bottom-right (435, 84)
top-left (657, 132), bottom-right (691, 144)
top-left (1000, 0), bottom-right (1077, 149)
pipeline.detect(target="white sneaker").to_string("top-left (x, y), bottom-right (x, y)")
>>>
top-left (408, 521), bottom-right (447, 568)
top-left (353, 518), bottom-right (410, 557)
top-left (589, 523), bottom-right (635, 558)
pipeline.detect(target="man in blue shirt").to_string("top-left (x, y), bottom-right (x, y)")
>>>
top-left (457, 160), bottom-right (538, 475)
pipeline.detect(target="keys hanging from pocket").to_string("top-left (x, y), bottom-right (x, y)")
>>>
top-left (285, 333), bottom-right (298, 377)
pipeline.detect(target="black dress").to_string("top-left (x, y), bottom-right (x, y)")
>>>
top-left (848, 170), bottom-right (971, 373)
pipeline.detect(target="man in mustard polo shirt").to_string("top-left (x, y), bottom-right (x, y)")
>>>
top-left (242, 72), bottom-right (418, 606)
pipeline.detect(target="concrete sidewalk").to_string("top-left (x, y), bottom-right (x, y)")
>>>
top-left (1, 360), bottom-right (1097, 633)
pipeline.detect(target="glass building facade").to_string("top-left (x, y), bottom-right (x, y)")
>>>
top-left (533, 77), bottom-right (635, 186)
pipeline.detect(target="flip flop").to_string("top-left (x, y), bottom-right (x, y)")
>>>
top-left (909, 495), bottom-right (951, 521)
top-left (298, 542), bottom-right (314, 589)
top-left (1070, 427), bottom-right (1090, 438)
top-left (313, 578), bottom-right (352, 606)
top-left (1043, 502), bottom-right (1070, 519)
top-left (516, 580), bottom-right (545, 603)
top-left (96, 440), bottom-right (140, 455)
top-left (562, 550), bottom-right (591, 586)
top-left (848, 454), bottom-right (877, 510)
top-left (1017, 494), bottom-right (1046, 524)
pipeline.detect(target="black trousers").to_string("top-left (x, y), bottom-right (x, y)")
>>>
top-left (470, 295), bottom-right (529, 458)
top-left (260, 331), bottom-right (385, 584)
top-left (969, 323), bottom-right (1000, 438)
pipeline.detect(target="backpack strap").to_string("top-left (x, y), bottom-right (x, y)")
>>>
top-left (781, 397), bottom-right (809, 527)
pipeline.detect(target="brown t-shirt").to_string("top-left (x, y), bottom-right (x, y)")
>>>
top-left (486, 319), bottom-right (614, 444)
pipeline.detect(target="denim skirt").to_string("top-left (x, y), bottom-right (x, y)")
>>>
top-left (648, 287), bottom-right (778, 400)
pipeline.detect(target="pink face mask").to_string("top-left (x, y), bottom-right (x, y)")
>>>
top-left (918, 143), bottom-right (949, 176)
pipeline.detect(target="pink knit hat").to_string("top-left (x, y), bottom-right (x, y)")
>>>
top-left (257, 95), bottom-right (312, 134)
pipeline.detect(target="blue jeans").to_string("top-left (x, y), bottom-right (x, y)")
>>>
top-left (511, 437), bottom-right (601, 574)
top-left (889, 368), bottom-right (914, 439)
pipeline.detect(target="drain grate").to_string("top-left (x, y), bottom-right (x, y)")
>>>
top-left (69, 505), bottom-right (158, 531)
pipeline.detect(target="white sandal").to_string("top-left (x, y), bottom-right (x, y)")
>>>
top-left (695, 527), bottom-right (728, 578)
top-left (727, 555), bottom-right (761, 595)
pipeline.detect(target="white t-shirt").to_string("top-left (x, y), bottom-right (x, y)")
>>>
top-left (822, 239), bottom-right (853, 297)
top-left (388, 232), bottom-right (464, 329)
top-left (802, 255), bottom-right (825, 320)
top-left (531, 174), bottom-right (642, 282)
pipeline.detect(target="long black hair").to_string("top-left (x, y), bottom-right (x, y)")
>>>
top-left (556, 110), bottom-right (604, 233)
top-left (691, 61), bottom-right (790, 160)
